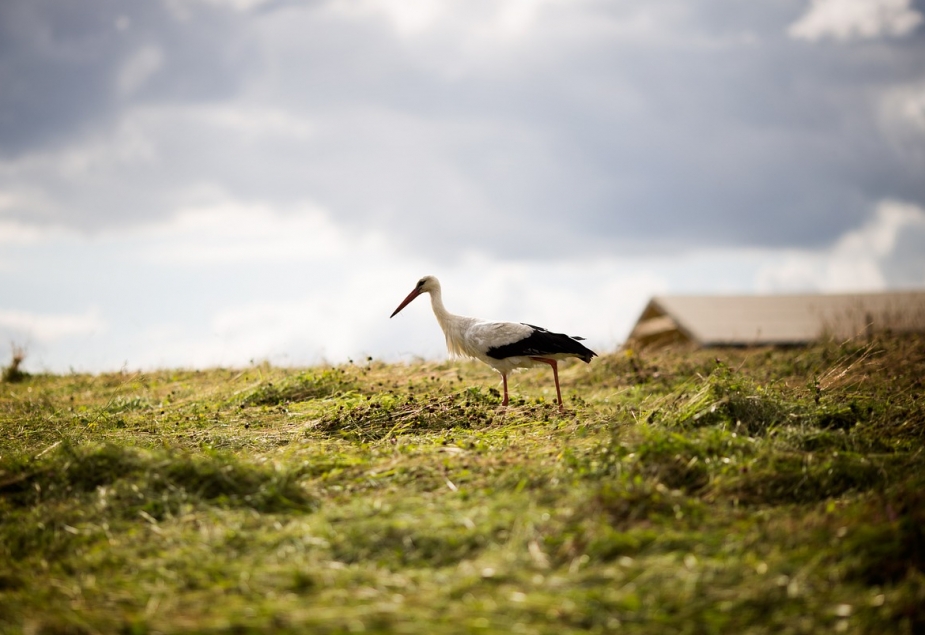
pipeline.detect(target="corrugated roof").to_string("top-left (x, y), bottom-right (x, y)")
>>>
top-left (628, 290), bottom-right (925, 347)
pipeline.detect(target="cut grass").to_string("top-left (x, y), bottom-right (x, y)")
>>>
top-left (1, 336), bottom-right (924, 633)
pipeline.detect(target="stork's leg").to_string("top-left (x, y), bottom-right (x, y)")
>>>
top-left (501, 372), bottom-right (509, 406)
top-left (530, 357), bottom-right (563, 411)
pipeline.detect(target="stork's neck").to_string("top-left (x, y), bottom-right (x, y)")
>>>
top-left (426, 285), bottom-right (477, 359)
top-left (428, 285), bottom-right (454, 325)
top-left (428, 285), bottom-right (472, 334)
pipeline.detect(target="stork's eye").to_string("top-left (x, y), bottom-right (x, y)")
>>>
top-left (417, 279), bottom-right (426, 287)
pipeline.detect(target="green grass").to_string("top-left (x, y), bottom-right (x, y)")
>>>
top-left (1, 336), bottom-right (924, 634)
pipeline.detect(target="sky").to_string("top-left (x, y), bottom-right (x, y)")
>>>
top-left (1, 0), bottom-right (924, 373)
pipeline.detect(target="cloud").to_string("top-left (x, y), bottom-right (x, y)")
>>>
top-left (757, 199), bottom-right (925, 291)
top-left (788, 0), bottom-right (923, 41)
top-left (329, 0), bottom-right (566, 42)
top-left (2, 191), bottom-right (921, 373)
top-left (194, 0), bottom-right (277, 12)
top-left (117, 45), bottom-right (165, 96)
top-left (122, 256), bottom-right (662, 370)
top-left (1, 0), bottom-right (923, 260)
top-left (131, 198), bottom-right (382, 265)
top-left (878, 81), bottom-right (925, 170)
top-left (0, 0), bottom-right (255, 156)
top-left (0, 102), bottom-right (314, 231)
top-left (0, 307), bottom-right (106, 342)
top-left (332, 0), bottom-right (448, 37)
top-left (0, 217), bottom-right (62, 245)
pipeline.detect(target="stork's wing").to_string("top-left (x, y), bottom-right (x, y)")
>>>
top-left (486, 323), bottom-right (597, 362)
top-left (465, 321), bottom-right (534, 355)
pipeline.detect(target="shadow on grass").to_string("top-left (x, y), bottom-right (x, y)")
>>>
top-left (0, 442), bottom-right (316, 515)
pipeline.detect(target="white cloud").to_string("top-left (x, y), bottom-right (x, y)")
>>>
top-left (192, 0), bottom-right (275, 12)
top-left (0, 186), bottom-right (62, 226)
top-left (208, 296), bottom-right (380, 365)
top-left (878, 82), bottom-right (925, 169)
top-left (126, 257), bottom-right (662, 369)
top-left (0, 112), bottom-right (158, 192)
top-left (2, 186), bottom-right (922, 373)
top-left (0, 308), bottom-right (107, 343)
top-left (332, 0), bottom-right (446, 36)
top-left (0, 218), bottom-right (61, 245)
top-left (117, 45), bottom-right (165, 96)
top-left (788, 0), bottom-right (923, 41)
top-left (131, 198), bottom-right (383, 265)
top-left (836, 199), bottom-right (923, 256)
top-left (327, 0), bottom-right (584, 45)
top-left (193, 106), bottom-right (314, 140)
top-left (756, 199), bottom-right (925, 291)
top-left (0, 103), bottom-right (317, 234)
top-left (3, 103), bottom-right (312, 182)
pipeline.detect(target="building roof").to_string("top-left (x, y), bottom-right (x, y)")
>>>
top-left (627, 290), bottom-right (925, 348)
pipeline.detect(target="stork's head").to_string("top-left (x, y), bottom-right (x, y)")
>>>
top-left (390, 275), bottom-right (440, 318)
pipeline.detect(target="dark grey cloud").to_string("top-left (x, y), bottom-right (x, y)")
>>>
top-left (0, 0), bottom-right (254, 155)
top-left (1, 0), bottom-right (923, 261)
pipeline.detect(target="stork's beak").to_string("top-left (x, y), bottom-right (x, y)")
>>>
top-left (390, 287), bottom-right (421, 318)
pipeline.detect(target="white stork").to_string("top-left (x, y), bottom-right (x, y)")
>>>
top-left (390, 276), bottom-right (597, 410)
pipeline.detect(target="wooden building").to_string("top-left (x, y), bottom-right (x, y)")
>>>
top-left (627, 290), bottom-right (925, 348)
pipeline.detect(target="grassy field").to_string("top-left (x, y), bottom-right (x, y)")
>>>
top-left (1, 335), bottom-right (924, 634)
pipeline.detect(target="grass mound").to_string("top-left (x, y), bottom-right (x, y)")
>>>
top-left (240, 368), bottom-right (358, 406)
top-left (650, 363), bottom-right (790, 435)
top-left (312, 387), bottom-right (508, 441)
top-left (1, 335), bottom-right (924, 634)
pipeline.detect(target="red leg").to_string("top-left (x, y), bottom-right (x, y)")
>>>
top-left (501, 372), bottom-right (509, 406)
top-left (530, 357), bottom-right (563, 411)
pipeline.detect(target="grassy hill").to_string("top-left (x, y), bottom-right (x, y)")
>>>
top-left (1, 336), bottom-right (924, 634)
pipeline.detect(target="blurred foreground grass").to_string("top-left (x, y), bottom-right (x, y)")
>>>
top-left (2, 335), bottom-right (924, 634)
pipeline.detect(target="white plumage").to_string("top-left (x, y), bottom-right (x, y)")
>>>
top-left (390, 276), bottom-right (597, 410)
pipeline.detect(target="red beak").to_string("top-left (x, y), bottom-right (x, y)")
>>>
top-left (390, 287), bottom-right (422, 318)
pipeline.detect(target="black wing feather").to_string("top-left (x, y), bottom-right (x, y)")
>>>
top-left (486, 324), bottom-right (597, 363)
